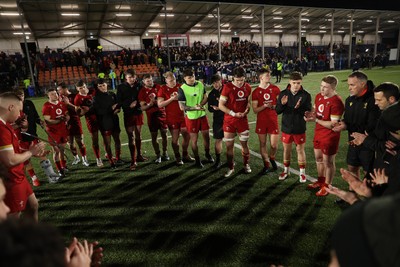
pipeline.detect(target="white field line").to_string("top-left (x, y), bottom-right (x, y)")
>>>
top-left (121, 121), bottom-right (316, 182)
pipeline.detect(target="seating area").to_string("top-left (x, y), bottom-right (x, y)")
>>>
top-left (38, 63), bottom-right (159, 89)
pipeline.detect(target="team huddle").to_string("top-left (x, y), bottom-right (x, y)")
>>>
top-left (2, 65), bottom-right (398, 221)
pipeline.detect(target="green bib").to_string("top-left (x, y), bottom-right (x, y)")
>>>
top-left (181, 82), bottom-right (206, 120)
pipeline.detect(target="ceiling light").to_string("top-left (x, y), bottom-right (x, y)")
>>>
top-left (194, 23), bottom-right (201, 27)
top-left (221, 23), bottom-right (230, 27)
top-left (61, 4), bottom-right (79, 9)
top-left (242, 15), bottom-right (253, 19)
top-left (319, 26), bottom-right (326, 29)
top-left (115, 13), bottom-right (131, 17)
top-left (366, 19), bottom-right (373, 22)
top-left (347, 19), bottom-right (355, 22)
top-left (241, 8), bottom-right (252, 13)
top-left (0, 12), bottom-right (20, 16)
top-left (61, 13), bottom-right (80, 16)
top-left (109, 23), bottom-right (123, 28)
top-left (301, 30), bottom-right (306, 33)
top-left (148, 29), bottom-right (160, 33)
top-left (0, 3), bottom-right (17, 8)
top-left (13, 32), bottom-right (31, 35)
top-left (221, 29), bottom-right (231, 32)
top-left (301, 18), bottom-right (310, 22)
top-left (388, 20), bottom-right (395, 23)
top-left (166, 7), bottom-right (173, 11)
top-left (159, 14), bottom-right (174, 17)
top-left (273, 17), bottom-right (283, 20)
top-left (338, 30), bottom-right (345, 33)
top-left (357, 30), bottom-right (364, 33)
top-left (12, 24), bottom-right (29, 29)
top-left (26, 36), bottom-right (30, 39)
top-left (273, 11), bottom-right (282, 15)
top-left (191, 29), bottom-right (202, 32)
top-left (325, 19), bottom-right (332, 22)
top-left (63, 23), bottom-right (75, 28)
top-left (149, 22), bottom-right (159, 27)
top-left (208, 14), bottom-right (214, 18)
top-left (110, 30), bottom-right (124, 33)
top-left (115, 5), bottom-right (131, 10)
top-left (319, 30), bottom-right (326, 33)
top-left (301, 12), bottom-right (308, 15)
top-left (63, 31), bottom-right (79, 35)
top-left (250, 24), bottom-right (259, 28)
top-left (250, 29), bottom-right (260, 33)
top-left (274, 30), bottom-right (283, 33)
top-left (378, 30), bottom-right (384, 33)
top-left (274, 25), bottom-right (282, 28)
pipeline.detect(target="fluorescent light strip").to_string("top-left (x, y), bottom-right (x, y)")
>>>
top-left (12, 24), bottom-right (29, 29)
top-left (148, 29), bottom-right (160, 33)
top-left (110, 30), bottom-right (124, 33)
top-left (221, 29), bottom-right (231, 32)
top-left (250, 29), bottom-right (259, 32)
top-left (63, 31), bottom-right (79, 35)
top-left (1, 12), bottom-right (20, 16)
top-left (273, 17), bottom-right (283, 20)
top-left (61, 4), bottom-right (79, 9)
top-left (242, 15), bottom-right (253, 19)
top-left (13, 32), bottom-right (31, 35)
top-left (115, 13), bottom-right (131, 17)
top-left (274, 30), bottom-right (283, 32)
top-left (250, 24), bottom-right (259, 28)
top-left (115, 5), bottom-right (131, 10)
top-left (191, 29), bottom-right (202, 32)
top-left (159, 14), bottom-right (174, 17)
top-left (61, 13), bottom-right (80, 16)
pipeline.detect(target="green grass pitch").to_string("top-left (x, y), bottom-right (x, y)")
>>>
top-left (28, 66), bottom-right (400, 266)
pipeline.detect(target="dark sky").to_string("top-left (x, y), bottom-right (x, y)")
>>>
top-left (185, 0), bottom-right (398, 12)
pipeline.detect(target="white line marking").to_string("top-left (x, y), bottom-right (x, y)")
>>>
top-left (120, 120), bottom-right (316, 182)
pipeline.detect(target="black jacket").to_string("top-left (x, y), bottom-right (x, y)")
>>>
top-left (276, 85), bottom-right (312, 134)
top-left (343, 80), bottom-right (380, 138)
top-left (116, 81), bottom-right (142, 116)
top-left (207, 88), bottom-right (224, 123)
top-left (93, 91), bottom-right (120, 132)
top-left (22, 99), bottom-right (41, 142)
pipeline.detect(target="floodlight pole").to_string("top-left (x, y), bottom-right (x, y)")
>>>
top-left (330, 11), bottom-right (334, 60)
top-left (164, 4), bottom-right (171, 70)
top-left (18, 3), bottom-right (36, 92)
top-left (397, 28), bottom-right (400, 64)
top-left (374, 15), bottom-right (380, 60)
top-left (217, 5), bottom-right (221, 61)
top-left (348, 11), bottom-right (354, 69)
top-left (261, 7), bottom-right (265, 60)
top-left (298, 10), bottom-right (302, 60)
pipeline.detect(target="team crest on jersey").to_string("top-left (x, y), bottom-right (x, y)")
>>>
top-left (364, 103), bottom-right (368, 109)
top-left (56, 108), bottom-right (63, 115)
top-left (350, 102), bottom-right (353, 107)
top-left (263, 93), bottom-right (271, 101)
top-left (237, 91), bottom-right (245, 98)
top-left (318, 104), bottom-right (324, 113)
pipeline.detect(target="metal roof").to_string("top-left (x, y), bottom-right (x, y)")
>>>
top-left (0, 0), bottom-right (399, 40)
